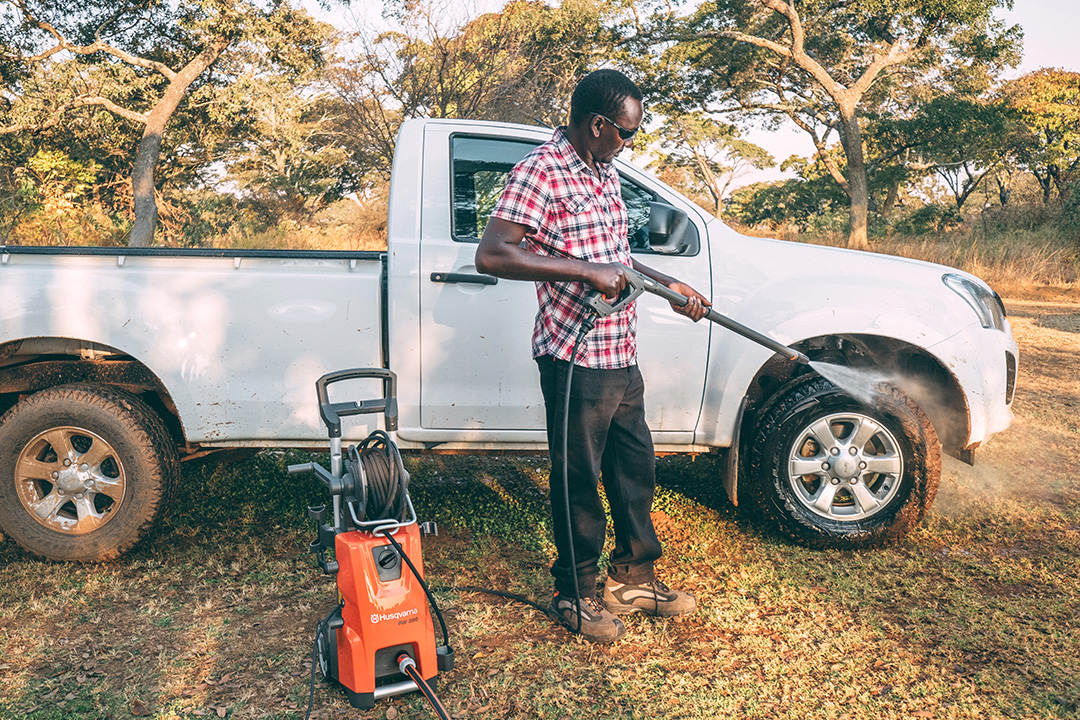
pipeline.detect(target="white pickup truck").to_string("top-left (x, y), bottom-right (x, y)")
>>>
top-left (0, 118), bottom-right (1017, 562)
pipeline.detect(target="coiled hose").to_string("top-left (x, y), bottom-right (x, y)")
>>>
top-left (345, 429), bottom-right (409, 523)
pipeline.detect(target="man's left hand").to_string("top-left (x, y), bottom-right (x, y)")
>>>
top-left (668, 282), bottom-right (711, 322)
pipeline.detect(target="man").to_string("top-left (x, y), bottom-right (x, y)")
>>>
top-left (474, 68), bottom-right (710, 643)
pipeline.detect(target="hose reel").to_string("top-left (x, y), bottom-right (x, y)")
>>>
top-left (343, 429), bottom-right (411, 525)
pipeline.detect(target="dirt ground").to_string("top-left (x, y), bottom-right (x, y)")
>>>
top-left (0, 285), bottom-right (1077, 720)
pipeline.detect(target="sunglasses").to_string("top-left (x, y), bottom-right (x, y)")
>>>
top-left (593, 113), bottom-right (639, 141)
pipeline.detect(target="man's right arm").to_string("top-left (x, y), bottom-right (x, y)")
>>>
top-left (475, 217), bottom-right (628, 297)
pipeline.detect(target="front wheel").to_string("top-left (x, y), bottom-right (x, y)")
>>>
top-left (0, 384), bottom-right (179, 561)
top-left (746, 376), bottom-right (940, 549)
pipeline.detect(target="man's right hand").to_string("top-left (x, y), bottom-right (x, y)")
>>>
top-left (587, 263), bottom-right (630, 298)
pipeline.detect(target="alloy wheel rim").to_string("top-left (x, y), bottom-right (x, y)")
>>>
top-left (786, 411), bottom-right (904, 521)
top-left (14, 426), bottom-right (126, 534)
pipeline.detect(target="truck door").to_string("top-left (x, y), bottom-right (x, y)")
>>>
top-left (418, 123), bottom-right (710, 440)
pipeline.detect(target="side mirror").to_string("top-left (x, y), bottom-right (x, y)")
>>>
top-left (648, 202), bottom-right (690, 255)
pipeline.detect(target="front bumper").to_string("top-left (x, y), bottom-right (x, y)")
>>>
top-left (928, 319), bottom-right (1018, 450)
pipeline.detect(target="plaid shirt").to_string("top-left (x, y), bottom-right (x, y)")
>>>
top-left (490, 128), bottom-right (635, 369)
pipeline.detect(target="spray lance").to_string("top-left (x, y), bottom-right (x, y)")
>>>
top-left (586, 263), bottom-right (811, 365)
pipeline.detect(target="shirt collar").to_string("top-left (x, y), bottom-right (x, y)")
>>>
top-left (554, 126), bottom-right (618, 184)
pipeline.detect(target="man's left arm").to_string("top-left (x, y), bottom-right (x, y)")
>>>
top-left (630, 259), bottom-right (711, 322)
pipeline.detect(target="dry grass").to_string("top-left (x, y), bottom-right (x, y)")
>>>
top-left (733, 222), bottom-right (1080, 288)
top-left (1, 288), bottom-right (1078, 720)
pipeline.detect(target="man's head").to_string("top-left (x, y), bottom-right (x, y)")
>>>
top-left (568, 69), bottom-right (643, 164)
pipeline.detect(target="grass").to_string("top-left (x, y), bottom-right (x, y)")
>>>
top-left (732, 215), bottom-right (1080, 288)
top-left (1, 288), bottom-right (1079, 720)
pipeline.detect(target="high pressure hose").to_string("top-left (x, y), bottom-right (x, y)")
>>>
top-left (560, 315), bottom-right (595, 635)
top-left (346, 429), bottom-right (409, 523)
top-left (381, 528), bottom-right (451, 650)
top-left (397, 653), bottom-right (451, 720)
top-left (304, 604), bottom-right (342, 720)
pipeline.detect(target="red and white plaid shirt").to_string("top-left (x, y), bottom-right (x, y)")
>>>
top-left (490, 128), bottom-right (635, 369)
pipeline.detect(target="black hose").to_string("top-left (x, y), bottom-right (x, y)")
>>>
top-left (381, 528), bottom-right (451, 651)
top-left (303, 605), bottom-right (340, 720)
top-left (432, 585), bottom-right (549, 615)
top-left (398, 654), bottom-right (451, 720)
top-left (348, 430), bottom-right (410, 522)
top-left (561, 319), bottom-right (594, 634)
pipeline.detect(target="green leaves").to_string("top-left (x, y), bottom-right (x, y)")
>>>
top-left (643, 110), bottom-right (775, 217)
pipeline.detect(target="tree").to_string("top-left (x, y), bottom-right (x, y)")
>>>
top-left (645, 111), bottom-right (774, 218)
top-left (1001, 68), bottom-right (1080, 204)
top-left (875, 95), bottom-right (1017, 211)
top-left (646, 0), bottom-right (1020, 248)
top-left (724, 152), bottom-right (849, 231)
top-left (0, 0), bottom-right (337, 246)
top-left (332, 0), bottom-right (615, 183)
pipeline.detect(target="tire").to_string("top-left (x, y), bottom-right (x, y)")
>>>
top-left (746, 375), bottom-right (940, 549)
top-left (0, 384), bottom-right (179, 561)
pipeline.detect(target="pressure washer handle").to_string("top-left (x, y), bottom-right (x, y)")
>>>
top-left (315, 368), bottom-right (399, 437)
top-left (287, 461), bottom-right (352, 494)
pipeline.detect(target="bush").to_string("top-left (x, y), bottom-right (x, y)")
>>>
top-left (893, 204), bottom-right (963, 235)
top-left (1061, 182), bottom-right (1080, 240)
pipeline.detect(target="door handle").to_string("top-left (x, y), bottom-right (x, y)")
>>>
top-left (430, 272), bottom-right (498, 286)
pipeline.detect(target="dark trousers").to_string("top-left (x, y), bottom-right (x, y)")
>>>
top-left (537, 355), bottom-right (662, 598)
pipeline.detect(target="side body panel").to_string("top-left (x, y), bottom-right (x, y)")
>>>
top-left (692, 220), bottom-right (1017, 449)
top-left (0, 250), bottom-right (386, 444)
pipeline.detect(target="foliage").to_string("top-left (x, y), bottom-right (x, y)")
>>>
top-left (644, 110), bottom-right (774, 218)
top-left (212, 62), bottom-right (359, 222)
top-left (874, 95), bottom-right (1020, 210)
top-left (640, 0), bottom-right (1021, 247)
top-left (331, 0), bottom-right (616, 181)
top-left (0, 0), bottom-right (1075, 253)
top-left (724, 151), bottom-right (848, 230)
top-left (0, 0), bottom-right (340, 245)
top-left (892, 203), bottom-right (964, 235)
top-left (1000, 68), bottom-right (1080, 203)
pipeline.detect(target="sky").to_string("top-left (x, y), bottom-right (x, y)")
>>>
top-left (307, 0), bottom-right (1080, 184)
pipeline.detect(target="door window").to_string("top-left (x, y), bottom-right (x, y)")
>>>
top-left (451, 136), bottom-right (538, 242)
top-left (450, 134), bottom-right (696, 255)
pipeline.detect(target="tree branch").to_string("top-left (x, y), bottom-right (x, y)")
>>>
top-left (12, 0), bottom-right (178, 80)
top-left (0, 94), bottom-right (148, 135)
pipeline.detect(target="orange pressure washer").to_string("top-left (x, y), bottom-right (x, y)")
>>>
top-left (289, 369), bottom-right (453, 718)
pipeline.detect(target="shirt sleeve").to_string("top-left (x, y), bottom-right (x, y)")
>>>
top-left (489, 154), bottom-right (551, 234)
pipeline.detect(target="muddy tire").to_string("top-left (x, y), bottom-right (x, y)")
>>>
top-left (0, 384), bottom-right (179, 561)
top-left (746, 376), bottom-right (940, 549)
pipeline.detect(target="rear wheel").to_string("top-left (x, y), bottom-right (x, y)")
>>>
top-left (746, 376), bottom-right (940, 549)
top-left (0, 384), bottom-right (179, 561)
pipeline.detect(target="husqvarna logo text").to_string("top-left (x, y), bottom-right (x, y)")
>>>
top-left (370, 607), bottom-right (419, 624)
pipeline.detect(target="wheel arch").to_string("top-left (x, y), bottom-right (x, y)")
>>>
top-left (727, 333), bottom-right (967, 506)
top-left (0, 337), bottom-right (188, 450)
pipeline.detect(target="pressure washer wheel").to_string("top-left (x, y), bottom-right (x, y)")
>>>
top-left (746, 375), bottom-right (941, 549)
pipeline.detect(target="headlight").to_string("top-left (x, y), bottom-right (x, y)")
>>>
top-left (942, 273), bottom-right (1007, 331)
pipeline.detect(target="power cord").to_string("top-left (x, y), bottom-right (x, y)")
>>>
top-left (303, 604), bottom-right (342, 720)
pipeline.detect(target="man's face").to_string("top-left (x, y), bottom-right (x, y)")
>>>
top-left (591, 96), bottom-right (643, 164)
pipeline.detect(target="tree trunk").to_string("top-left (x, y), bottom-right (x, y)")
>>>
top-left (995, 170), bottom-right (1012, 207)
top-left (837, 108), bottom-right (870, 250)
top-left (129, 126), bottom-right (164, 248)
top-left (880, 176), bottom-right (901, 219)
top-left (128, 39), bottom-right (230, 247)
